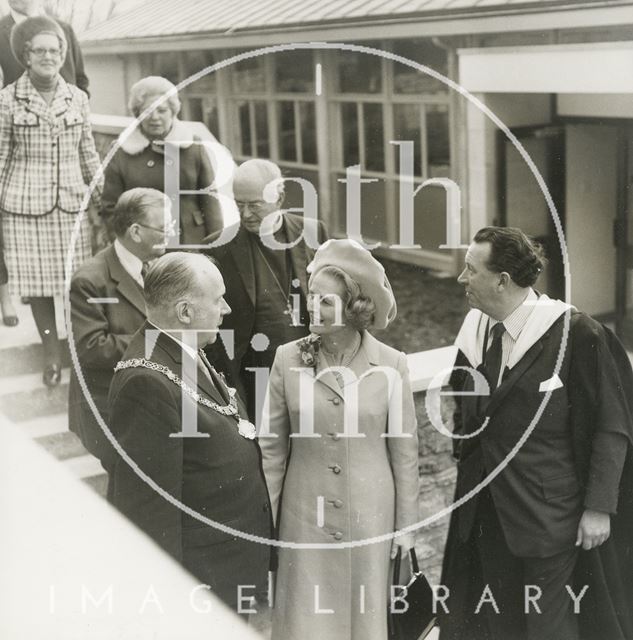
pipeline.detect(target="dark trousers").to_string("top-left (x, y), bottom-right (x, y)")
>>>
top-left (474, 488), bottom-right (579, 640)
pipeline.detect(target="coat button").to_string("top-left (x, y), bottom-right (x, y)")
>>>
top-left (332, 398), bottom-right (341, 405)
top-left (330, 464), bottom-right (341, 474)
top-left (263, 503), bottom-right (269, 512)
top-left (147, 159), bottom-right (155, 167)
top-left (333, 499), bottom-right (343, 508)
top-left (333, 532), bottom-right (343, 540)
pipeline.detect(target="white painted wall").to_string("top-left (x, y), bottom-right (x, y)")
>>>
top-left (558, 94), bottom-right (633, 119)
top-left (565, 124), bottom-right (617, 316)
top-left (85, 54), bottom-right (127, 115)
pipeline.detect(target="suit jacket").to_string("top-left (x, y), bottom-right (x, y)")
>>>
top-left (68, 245), bottom-right (146, 464)
top-left (0, 14), bottom-right (89, 94)
top-left (107, 325), bottom-right (271, 608)
top-left (0, 73), bottom-right (101, 216)
top-left (447, 308), bottom-right (630, 558)
top-left (203, 213), bottom-right (328, 399)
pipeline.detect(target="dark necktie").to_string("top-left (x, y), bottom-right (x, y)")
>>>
top-left (198, 349), bottom-right (229, 403)
top-left (484, 322), bottom-right (506, 393)
top-left (140, 262), bottom-right (150, 282)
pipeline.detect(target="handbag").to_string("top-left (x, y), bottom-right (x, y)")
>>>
top-left (388, 548), bottom-right (437, 640)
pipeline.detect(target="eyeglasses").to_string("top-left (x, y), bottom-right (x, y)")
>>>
top-left (137, 219), bottom-right (177, 235)
top-left (29, 47), bottom-right (62, 58)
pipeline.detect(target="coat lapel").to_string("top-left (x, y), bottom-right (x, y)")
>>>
top-left (285, 215), bottom-right (311, 297)
top-left (228, 226), bottom-right (256, 307)
top-left (484, 339), bottom-right (544, 418)
top-left (105, 245), bottom-right (146, 315)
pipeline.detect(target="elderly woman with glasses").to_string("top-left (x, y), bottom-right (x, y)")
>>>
top-left (101, 75), bottom-right (223, 246)
top-left (0, 16), bottom-right (102, 386)
top-left (260, 239), bottom-right (420, 640)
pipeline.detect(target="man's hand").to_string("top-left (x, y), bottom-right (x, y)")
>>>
top-left (575, 509), bottom-right (610, 550)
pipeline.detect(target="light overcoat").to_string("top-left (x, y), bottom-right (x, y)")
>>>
top-left (260, 331), bottom-right (420, 640)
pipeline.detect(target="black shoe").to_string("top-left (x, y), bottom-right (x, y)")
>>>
top-left (43, 363), bottom-right (62, 388)
top-left (2, 314), bottom-right (18, 327)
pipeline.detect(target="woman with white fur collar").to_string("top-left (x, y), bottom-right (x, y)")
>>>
top-left (101, 76), bottom-right (223, 245)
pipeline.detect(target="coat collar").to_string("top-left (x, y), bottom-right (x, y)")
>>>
top-left (119, 118), bottom-right (197, 155)
top-left (314, 331), bottom-right (381, 399)
top-left (226, 214), bottom-right (312, 307)
top-left (141, 322), bottom-right (227, 407)
top-left (105, 245), bottom-right (146, 316)
top-left (14, 72), bottom-right (74, 118)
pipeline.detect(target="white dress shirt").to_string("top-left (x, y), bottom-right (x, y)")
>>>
top-left (113, 239), bottom-right (144, 288)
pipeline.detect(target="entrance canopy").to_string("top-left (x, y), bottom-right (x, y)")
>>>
top-left (458, 42), bottom-right (633, 94)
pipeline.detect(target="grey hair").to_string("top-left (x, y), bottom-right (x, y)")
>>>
top-left (313, 265), bottom-right (376, 331)
top-left (144, 252), bottom-right (217, 310)
top-left (128, 75), bottom-right (181, 118)
top-left (112, 187), bottom-right (170, 237)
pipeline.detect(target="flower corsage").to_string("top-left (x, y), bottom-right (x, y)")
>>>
top-left (297, 333), bottom-right (321, 369)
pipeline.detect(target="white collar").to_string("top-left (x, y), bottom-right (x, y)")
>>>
top-left (113, 239), bottom-right (143, 286)
top-left (490, 289), bottom-right (538, 341)
top-left (148, 322), bottom-right (199, 362)
top-left (118, 119), bottom-right (197, 156)
top-left (455, 293), bottom-right (574, 369)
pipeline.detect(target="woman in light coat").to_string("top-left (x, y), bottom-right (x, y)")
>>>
top-left (101, 76), bottom-right (223, 245)
top-left (260, 239), bottom-right (420, 640)
top-left (0, 16), bottom-right (102, 385)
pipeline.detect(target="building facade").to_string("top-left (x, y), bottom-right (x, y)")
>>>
top-left (80, 0), bottom-right (633, 347)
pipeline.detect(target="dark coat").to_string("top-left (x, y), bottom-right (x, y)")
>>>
top-left (107, 325), bottom-right (272, 609)
top-left (68, 245), bottom-right (146, 466)
top-left (101, 122), bottom-right (223, 244)
top-left (0, 14), bottom-right (89, 94)
top-left (440, 310), bottom-right (633, 640)
top-left (203, 213), bottom-right (327, 403)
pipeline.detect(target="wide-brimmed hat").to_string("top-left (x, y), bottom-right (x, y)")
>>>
top-left (307, 239), bottom-right (397, 330)
top-left (10, 16), bottom-right (67, 68)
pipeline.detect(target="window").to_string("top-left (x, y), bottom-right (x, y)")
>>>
top-left (275, 50), bottom-right (315, 93)
top-left (392, 39), bottom-right (449, 95)
top-left (181, 50), bottom-right (217, 90)
top-left (337, 48), bottom-right (382, 94)
top-left (233, 57), bottom-right (267, 93)
top-left (235, 100), bottom-right (269, 158)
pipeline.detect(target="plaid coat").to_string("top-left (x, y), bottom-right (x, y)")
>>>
top-left (0, 73), bottom-right (102, 216)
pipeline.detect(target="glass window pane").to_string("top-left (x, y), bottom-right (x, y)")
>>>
top-left (275, 50), bottom-right (314, 93)
top-left (341, 102), bottom-right (359, 168)
top-left (364, 103), bottom-right (384, 173)
top-left (300, 102), bottom-right (317, 165)
top-left (181, 50), bottom-right (216, 91)
top-left (152, 52), bottom-right (180, 85)
top-left (205, 103), bottom-right (219, 139)
top-left (188, 97), bottom-right (204, 123)
top-left (278, 101), bottom-right (297, 162)
top-left (237, 101), bottom-right (252, 156)
top-left (255, 101), bottom-right (270, 158)
top-left (233, 56), bottom-right (266, 93)
top-left (426, 105), bottom-right (450, 175)
top-left (393, 104), bottom-right (422, 177)
top-left (392, 39), bottom-right (449, 95)
top-left (337, 49), bottom-right (382, 94)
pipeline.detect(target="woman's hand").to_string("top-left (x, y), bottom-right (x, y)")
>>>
top-left (390, 532), bottom-right (416, 559)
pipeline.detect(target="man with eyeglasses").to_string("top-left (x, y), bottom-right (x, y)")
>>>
top-left (0, 0), bottom-right (89, 93)
top-left (68, 187), bottom-right (174, 475)
top-left (203, 159), bottom-right (328, 422)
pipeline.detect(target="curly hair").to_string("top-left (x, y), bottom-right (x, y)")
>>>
top-left (315, 266), bottom-right (376, 331)
top-left (128, 76), bottom-right (181, 118)
top-left (474, 226), bottom-right (546, 288)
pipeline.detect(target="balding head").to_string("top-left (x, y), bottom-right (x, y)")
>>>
top-left (145, 252), bottom-right (230, 347)
top-left (232, 159), bottom-right (284, 234)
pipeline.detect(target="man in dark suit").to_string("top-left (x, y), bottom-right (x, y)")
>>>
top-left (440, 227), bottom-right (633, 640)
top-left (68, 187), bottom-right (173, 469)
top-left (0, 0), bottom-right (89, 93)
top-left (203, 159), bottom-right (327, 421)
top-left (107, 251), bottom-right (271, 611)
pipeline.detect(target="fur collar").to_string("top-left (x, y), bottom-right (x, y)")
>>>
top-left (118, 119), bottom-right (196, 155)
top-left (455, 294), bottom-right (574, 369)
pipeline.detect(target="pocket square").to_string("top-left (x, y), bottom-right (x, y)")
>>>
top-left (539, 374), bottom-right (563, 392)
